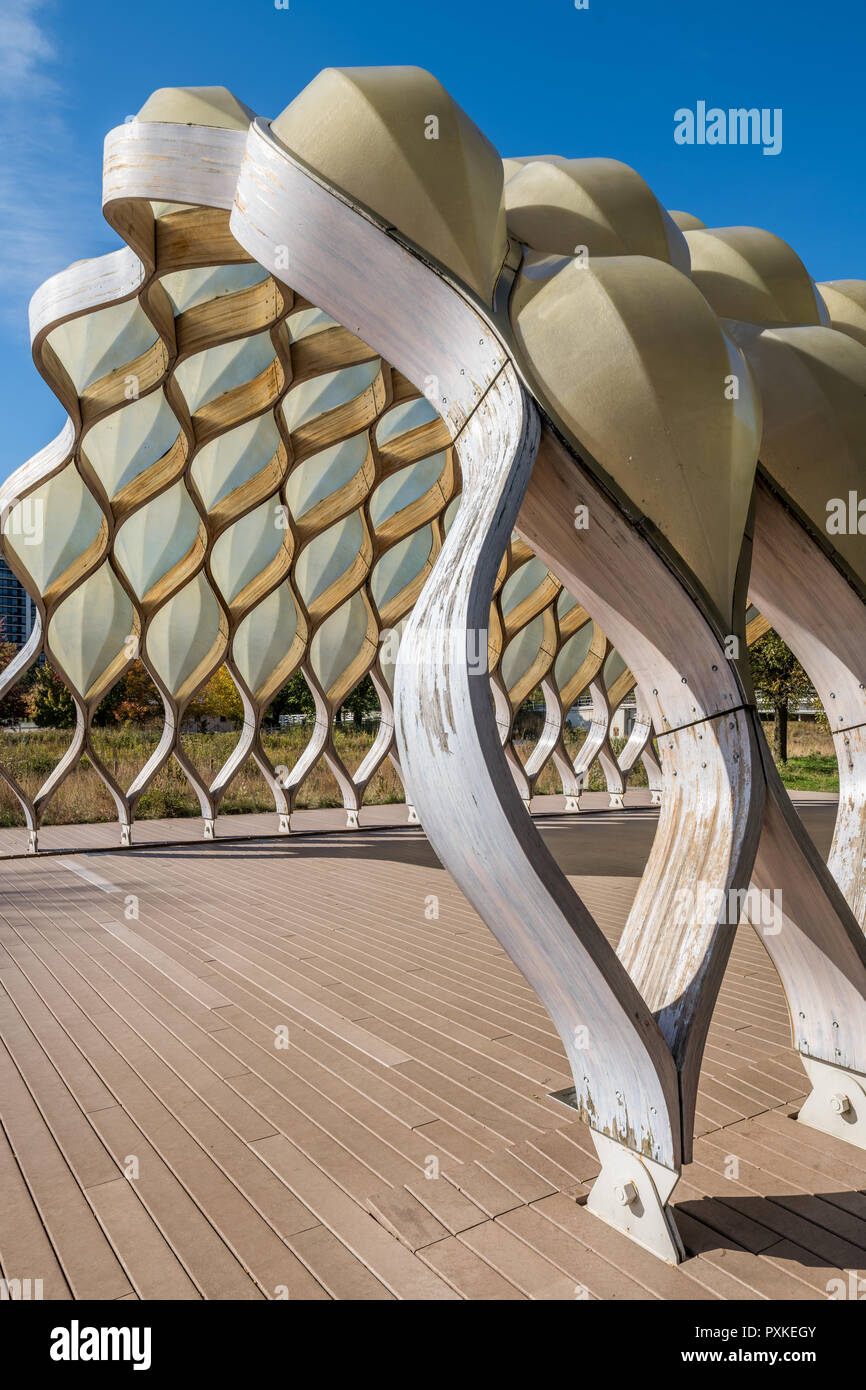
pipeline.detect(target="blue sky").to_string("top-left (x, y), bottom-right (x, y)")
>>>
top-left (1, 0), bottom-right (863, 482)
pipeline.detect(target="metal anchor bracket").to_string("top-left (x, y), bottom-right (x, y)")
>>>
top-left (797, 1056), bottom-right (866, 1149)
top-left (586, 1130), bottom-right (686, 1264)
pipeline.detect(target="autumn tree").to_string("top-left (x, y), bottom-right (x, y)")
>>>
top-left (186, 665), bottom-right (244, 725)
top-left (749, 629), bottom-right (814, 764)
top-left (95, 662), bottom-right (164, 726)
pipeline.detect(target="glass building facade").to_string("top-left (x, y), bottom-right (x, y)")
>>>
top-left (0, 557), bottom-right (35, 647)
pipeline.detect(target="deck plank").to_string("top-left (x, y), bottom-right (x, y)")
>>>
top-left (0, 799), bottom-right (857, 1300)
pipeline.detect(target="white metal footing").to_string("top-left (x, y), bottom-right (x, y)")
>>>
top-left (203, 817), bottom-right (215, 840)
top-left (406, 804), bottom-right (420, 825)
top-left (797, 1056), bottom-right (866, 1149)
top-left (27, 829), bottom-right (37, 854)
top-left (346, 809), bottom-right (359, 829)
top-left (120, 824), bottom-right (132, 848)
top-left (564, 795), bottom-right (580, 812)
top-left (608, 793), bottom-right (624, 809)
top-left (278, 813), bottom-right (291, 835)
top-left (586, 1130), bottom-right (685, 1264)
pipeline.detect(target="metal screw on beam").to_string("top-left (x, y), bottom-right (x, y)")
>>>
top-left (830, 1093), bottom-right (851, 1115)
top-left (614, 1181), bottom-right (638, 1206)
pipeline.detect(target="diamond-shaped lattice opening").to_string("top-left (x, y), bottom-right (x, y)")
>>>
top-left (135, 760), bottom-right (201, 820)
top-left (180, 664), bottom-right (245, 786)
top-left (89, 662), bottom-right (165, 797)
top-left (0, 659), bottom-right (78, 806)
top-left (40, 756), bottom-right (117, 827)
top-left (260, 670), bottom-right (319, 802)
top-left (358, 759), bottom-right (404, 806)
top-left (333, 675), bottom-right (384, 776)
top-left (217, 759), bottom-right (275, 816)
top-left (291, 756), bottom-right (343, 811)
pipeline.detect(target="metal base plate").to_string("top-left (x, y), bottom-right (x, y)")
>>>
top-left (586, 1130), bottom-right (686, 1265)
top-left (798, 1056), bottom-right (866, 1149)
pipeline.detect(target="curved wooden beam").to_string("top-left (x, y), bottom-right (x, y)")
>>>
top-left (516, 431), bottom-right (765, 1155)
top-left (618, 686), bottom-right (663, 805)
top-left (571, 658), bottom-right (626, 810)
top-left (230, 119), bottom-right (687, 1223)
top-left (748, 478), bottom-right (866, 1145)
top-left (750, 480), bottom-right (866, 922)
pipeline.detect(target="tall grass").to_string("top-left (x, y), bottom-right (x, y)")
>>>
top-left (0, 717), bottom-right (837, 827)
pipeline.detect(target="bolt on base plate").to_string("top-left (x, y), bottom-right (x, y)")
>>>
top-left (586, 1130), bottom-right (686, 1264)
top-left (797, 1056), bottom-right (866, 1149)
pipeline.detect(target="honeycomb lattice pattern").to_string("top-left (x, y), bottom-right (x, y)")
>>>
top-left (0, 191), bottom-right (642, 850)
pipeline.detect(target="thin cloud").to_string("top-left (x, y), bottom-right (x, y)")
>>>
top-left (0, 0), bottom-right (57, 98)
top-left (0, 1), bottom-right (106, 336)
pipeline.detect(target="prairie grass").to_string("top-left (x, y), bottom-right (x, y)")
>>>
top-left (0, 717), bottom-right (837, 827)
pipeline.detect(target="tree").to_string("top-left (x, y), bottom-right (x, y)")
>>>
top-left (186, 665), bottom-right (243, 725)
top-left (749, 630), bottom-right (814, 764)
top-left (337, 674), bottom-right (379, 725)
top-left (28, 661), bottom-right (76, 728)
top-left (0, 620), bottom-right (29, 727)
top-left (265, 670), bottom-right (315, 725)
top-left (97, 662), bottom-right (164, 726)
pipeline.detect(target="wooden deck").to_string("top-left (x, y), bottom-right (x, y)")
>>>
top-left (1, 793), bottom-right (861, 1301)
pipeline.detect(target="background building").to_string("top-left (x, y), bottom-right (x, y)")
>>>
top-left (0, 556), bottom-right (35, 647)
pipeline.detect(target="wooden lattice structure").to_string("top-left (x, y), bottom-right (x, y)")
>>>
top-left (1, 74), bottom-right (864, 1263)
